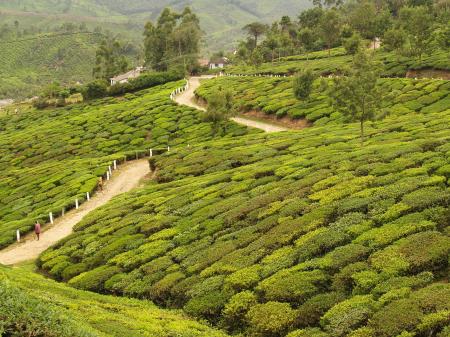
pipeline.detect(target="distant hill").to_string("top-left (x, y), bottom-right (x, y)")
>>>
top-left (0, 0), bottom-right (312, 50)
top-left (0, 33), bottom-right (99, 99)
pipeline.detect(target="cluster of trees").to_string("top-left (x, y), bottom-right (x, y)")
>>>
top-left (143, 7), bottom-right (202, 73)
top-left (234, 0), bottom-right (450, 66)
top-left (34, 71), bottom-right (184, 109)
top-left (92, 37), bottom-right (130, 81)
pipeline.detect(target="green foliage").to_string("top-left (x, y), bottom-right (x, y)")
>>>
top-left (92, 37), bottom-right (129, 81)
top-left (81, 80), bottom-right (108, 100)
top-left (246, 301), bottom-right (296, 336)
top-left (38, 86), bottom-right (449, 335)
top-left (329, 49), bottom-right (382, 145)
top-left (321, 295), bottom-right (376, 337)
top-left (293, 69), bottom-right (317, 101)
top-left (0, 266), bottom-right (228, 337)
top-left (144, 7), bottom-right (201, 73)
top-left (0, 81), bottom-right (249, 248)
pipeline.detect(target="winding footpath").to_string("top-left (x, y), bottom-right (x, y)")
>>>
top-left (174, 76), bottom-right (288, 133)
top-left (0, 159), bottom-right (151, 265)
top-left (0, 76), bottom-right (284, 266)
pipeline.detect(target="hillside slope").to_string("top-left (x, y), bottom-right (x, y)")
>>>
top-left (0, 81), bottom-right (251, 248)
top-left (39, 76), bottom-right (450, 336)
top-left (0, 0), bottom-right (311, 51)
top-left (0, 32), bottom-right (99, 99)
top-left (0, 265), bottom-right (228, 336)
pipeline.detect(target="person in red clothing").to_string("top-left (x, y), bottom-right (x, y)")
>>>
top-left (34, 221), bottom-right (41, 241)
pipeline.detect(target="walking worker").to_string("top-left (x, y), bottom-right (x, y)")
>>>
top-left (34, 221), bottom-right (41, 241)
top-left (98, 177), bottom-right (104, 191)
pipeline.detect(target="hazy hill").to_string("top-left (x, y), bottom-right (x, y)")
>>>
top-left (0, 0), bottom-right (312, 50)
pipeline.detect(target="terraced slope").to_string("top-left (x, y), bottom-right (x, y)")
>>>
top-left (0, 33), bottom-right (99, 99)
top-left (197, 77), bottom-right (450, 126)
top-left (0, 265), bottom-right (228, 336)
top-left (0, 81), bottom-right (251, 248)
top-left (39, 77), bottom-right (450, 337)
top-left (227, 48), bottom-right (450, 78)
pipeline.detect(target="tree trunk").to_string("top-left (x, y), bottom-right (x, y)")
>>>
top-left (360, 118), bottom-right (364, 147)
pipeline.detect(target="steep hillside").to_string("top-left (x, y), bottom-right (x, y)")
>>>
top-left (0, 0), bottom-right (311, 51)
top-left (0, 265), bottom-right (228, 336)
top-left (39, 76), bottom-right (450, 336)
top-left (0, 80), bottom-right (251, 248)
top-left (0, 32), bottom-right (99, 99)
top-left (196, 77), bottom-right (450, 125)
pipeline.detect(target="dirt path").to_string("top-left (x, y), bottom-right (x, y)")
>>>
top-left (0, 159), bottom-right (151, 266)
top-left (174, 76), bottom-right (288, 133)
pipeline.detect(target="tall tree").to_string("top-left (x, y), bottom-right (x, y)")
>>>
top-left (144, 7), bottom-right (201, 72)
top-left (320, 9), bottom-right (342, 56)
top-left (399, 6), bottom-right (433, 59)
top-left (298, 28), bottom-right (315, 59)
top-left (293, 69), bottom-right (317, 101)
top-left (93, 37), bottom-right (128, 81)
top-left (329, 50), bottom-right (382, 146)
top-left (243, 22), bottom-right (268, 49)
top-left (203, 88), bottom-right (236, 134)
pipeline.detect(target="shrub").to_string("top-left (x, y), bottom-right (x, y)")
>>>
top-left (296, 292), bottom-right (346, 327)
top-left (222, 291), bottom-right (258, 331)
top-left (246, 301), bottom-right (297, 337)
top-left (81, 80), bottom-right (108, 100)
top-left (293, 70), bottom-right (317, 101)
top-left (0, 277), bottom-right (96, 337)
top-left (321, 295), bottom-right (376, 337)
top-left (68, 265), bottom-right (121, 292)
top-left (225, 265), bottom-right (261, 291)
top-left (257, 269), bottom-right (329, 304)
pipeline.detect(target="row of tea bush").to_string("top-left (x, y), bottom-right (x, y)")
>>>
top-left (40, 79), bottom-right (449, 336)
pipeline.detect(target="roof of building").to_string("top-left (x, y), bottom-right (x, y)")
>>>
top-left (110, 67), bottom-right (144, 82)
top-left (209, 57), bottom-right (229, 65)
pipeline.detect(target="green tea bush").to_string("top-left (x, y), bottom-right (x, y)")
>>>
top-left (196, 76), bottom-right (449, 126)
top-left (0, 266), bottom-right (228, 337)
top-left (246, 301), bottom-right (297, 336)
top-left (35, 72), bottom-right (450, 337)
top-left (0, 81), bottom-right (250, 248)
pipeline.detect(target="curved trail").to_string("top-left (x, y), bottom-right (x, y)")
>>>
top-left (0, 159), bottom-right (151, 265)
top-left (175, 76), bottom-right (288, 133)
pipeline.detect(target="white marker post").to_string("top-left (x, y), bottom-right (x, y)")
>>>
top-left (109, 165), bottom-right (112, 176)
top-left (150, 149), bottom-right (153, 157)
top-left (16, 229), bottom-right (20, 242)
top-left (75, 199), bottom-right (79, 209)
top-left (167, 146), bottom-right (170, 152)
top-left (86, 192), bottom-right (90, 201)
top-left (107, 171), bottom-right (110, 181)
top-left (49, 212), bottom-right (54, 224)
top-left (113, 160), bottom-right (117, 170)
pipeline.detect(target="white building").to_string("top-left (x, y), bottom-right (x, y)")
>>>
top-left (110, 67), bottom-right (144, 86)
top-left (209, 57), bottom-right (229, 70)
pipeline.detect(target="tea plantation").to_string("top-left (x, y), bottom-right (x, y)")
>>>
top-left (0, 265), bottom-right (228, 336)
top-left (196, 76), bottom-right (450, 125)
top-left (0, 81), bottom-right (251, 248)
top-left (0, 33), bottom-right (99, 99)
top-left (227, 48), bottom-right (450, 77)
top-left (39, 76), bottom-right (450, 336)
